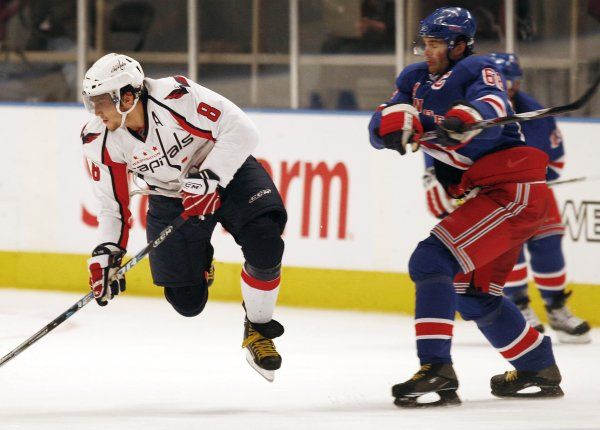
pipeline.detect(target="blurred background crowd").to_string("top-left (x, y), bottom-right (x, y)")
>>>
top-left (0, 0), bottom-right (598, 116)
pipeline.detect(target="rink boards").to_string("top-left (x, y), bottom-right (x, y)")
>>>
top-left (0, 105), bottom-right (598, 323)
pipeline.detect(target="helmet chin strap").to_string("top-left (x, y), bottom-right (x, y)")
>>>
top-left (116, 96), bottom-right (140, 129)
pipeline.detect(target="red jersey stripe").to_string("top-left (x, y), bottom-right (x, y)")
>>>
top-left (170, 111), bottom-right (215, 141)
top-left (102, 146), bottom-right (131, 249)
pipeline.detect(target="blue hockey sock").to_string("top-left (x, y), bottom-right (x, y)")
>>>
top-left (409, 236), bottom-right (461, 365)
top-left (414, 276), bottom-right (457, 365)
top-left (475, 296), bottom-right (555, 371)
top-left (528, 235), bottom-right (566, 307)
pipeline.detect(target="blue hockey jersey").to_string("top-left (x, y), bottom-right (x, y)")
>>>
top-left (370, 55), bottom-right (525, 171)
top-left (513, 91), bottom-right (565, 180)
top-left (422, 89), bottom-right (565, 181)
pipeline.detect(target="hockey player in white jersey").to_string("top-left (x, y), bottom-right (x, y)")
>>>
top-left (81, 53), bottom-right (287, 382)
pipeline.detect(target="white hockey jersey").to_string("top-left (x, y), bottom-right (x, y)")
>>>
top-left (81, 75), bottom-right (260, 250)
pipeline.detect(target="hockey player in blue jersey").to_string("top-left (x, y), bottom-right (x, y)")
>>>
top-left (489, 52), bottom-right (591, 343)
top-left (368, 7), bottom-right (563, 407)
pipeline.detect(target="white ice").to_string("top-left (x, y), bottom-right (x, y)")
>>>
top-left (0, 288), bottom-right (599, 430)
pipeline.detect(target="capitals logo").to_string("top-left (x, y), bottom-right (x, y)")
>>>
top-left (165, 87), bottom-right (189, 100)
top-left (165, 75), bottom-right (191, 100)
top-left (81, 132), bottom-right (101, 144)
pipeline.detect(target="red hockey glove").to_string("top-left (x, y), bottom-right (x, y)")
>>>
top-left (437, 104), bottom-right (483, 149)
top-left (379, 103), bottom-right (423, 155)
top-left (88, 243), bottom-right (126, 306)
top-left (181, 169), bottom-right (222, 218)
top-left (423, 167), bottom-right (458, 219)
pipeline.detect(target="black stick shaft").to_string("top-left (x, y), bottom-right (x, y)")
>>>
top-left (420, 74), bottom-right (599, 142)
top-left (0, 214), bottom-right (188, 369)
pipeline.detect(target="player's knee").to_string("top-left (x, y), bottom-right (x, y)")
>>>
top-left (528, 234), bottom-right (562, 254)
top-left (239, 213), bottom-right (285, 269)
top-left (408, 235), bottom-right (460, 282)
top-left (457, 294), bottom-right (503, 326)
top-left (164, 285), bottom-right (208, 317)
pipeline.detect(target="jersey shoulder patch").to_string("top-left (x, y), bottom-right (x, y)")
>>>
top-left (396, 62), bottom-right (429, 93)
top-left (145, 76), bottom-right (192, 103)
top-left (81, 117), bottom-right (105, 145)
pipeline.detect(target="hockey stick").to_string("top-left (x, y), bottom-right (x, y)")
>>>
top-left (548, 176), bottom-right (586, 187)
top-left (548, 175), bottom-right (600, 187)
top-left (0, 213), bottom-right (189, 369)
top-left (420, 74), bottom-right (600, 142)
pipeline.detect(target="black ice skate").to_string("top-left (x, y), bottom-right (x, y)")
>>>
top-left (514, 296), bottom-right (545, 333)
top-left (392, 363), bottom-right (461, 408)
top-left (545, 291), bottom-right (591, 344)
top-left (491, 364), bottom-right (564, 398)
top-left (242, 318), bottom-right (284, 382)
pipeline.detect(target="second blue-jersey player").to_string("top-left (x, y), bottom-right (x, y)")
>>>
top-left (489, 53), bottom-right (591, 343)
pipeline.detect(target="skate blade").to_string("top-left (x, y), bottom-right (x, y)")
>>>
top-left (394, 390), bottom-right (461, 408)
top-left (556, 330), bottom-right (591, 344)
top-left (492, 385), bottom-right (564, 398)
top-left (245, 350), bottom-right (275, 383)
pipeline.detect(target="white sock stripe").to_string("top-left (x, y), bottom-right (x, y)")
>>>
top-left (532, 268), bottom-right (566, 279)
top-left (506, 333), bottom-right (544, 361)
top-left (504, 279), bottom-right (528, 287)
top-left (512, 262), bottom-right (528, 271)
top-left (416, 335), bottom-right (453, 340)
top-left (415, 318), bottom-right (454, 325)
top-left (497, 324), bottom-right (530, 353)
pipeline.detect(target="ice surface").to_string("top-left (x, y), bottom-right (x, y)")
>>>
top-left (0, 289), bottom-right (599, 430)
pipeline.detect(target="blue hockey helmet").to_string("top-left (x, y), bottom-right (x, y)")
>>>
top-left (416, 7), bottom-right (476, 53)
top-left (489, 52), bottom-right (523, 83)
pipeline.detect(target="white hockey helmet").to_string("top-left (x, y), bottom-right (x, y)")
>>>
top-left (82, 53), bottom-right (145, 115)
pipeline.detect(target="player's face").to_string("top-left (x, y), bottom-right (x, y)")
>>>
top-left (507, 79), bottom-right (521, 100)
top-left (423, 38), bottom-right (449, 74)
top-left (90, 93), bottom-right (122, 131)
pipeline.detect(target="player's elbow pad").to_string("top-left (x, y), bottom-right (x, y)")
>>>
top-left (243, 122), bottom-right (260, 152)
top-left (368, 111), bottom-right (385, 149)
